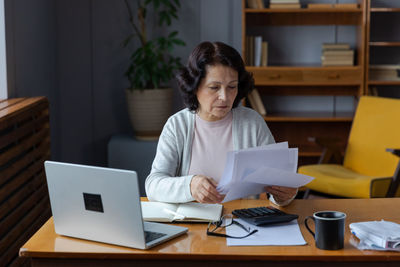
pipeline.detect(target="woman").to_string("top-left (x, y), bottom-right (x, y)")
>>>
top-left (145, 41), bottom-right (297, 205)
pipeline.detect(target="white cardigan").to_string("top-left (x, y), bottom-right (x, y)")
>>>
top-left (145, 106), bottom-right (276, 203)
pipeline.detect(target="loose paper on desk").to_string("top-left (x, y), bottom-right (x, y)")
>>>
top-left (217, 142), bottom-right (314, 202)
top-left (226, 218), bottom-right (307, 246)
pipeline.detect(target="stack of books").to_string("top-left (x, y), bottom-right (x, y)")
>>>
top-left (246, 0), bottom-right (265, 9)
top-left (245, 35), bottom-right (268, 67)
top-left (321, 43), bottom-right (354, 66)
top-left (369, 65), bottom-right (400, 81)
top-left (270, 0), bottom-right (301, 9)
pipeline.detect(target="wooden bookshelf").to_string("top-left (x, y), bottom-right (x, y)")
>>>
top-left (365, 1), bottom-right (400, 93)
top-left (242, 0), bottom-right (365, 164)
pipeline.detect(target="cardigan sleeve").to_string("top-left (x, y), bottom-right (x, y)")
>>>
top-left (145, 117), bottom-right (195, 203)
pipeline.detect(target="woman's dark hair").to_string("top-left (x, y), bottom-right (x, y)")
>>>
top-left (176, 41), bottom-right (254, 111)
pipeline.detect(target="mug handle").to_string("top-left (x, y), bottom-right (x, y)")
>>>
top-left (304, 216), bottom-right (315, 238)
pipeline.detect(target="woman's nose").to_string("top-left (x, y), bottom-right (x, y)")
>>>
top-left (218, 88), bottom-right (227, 100)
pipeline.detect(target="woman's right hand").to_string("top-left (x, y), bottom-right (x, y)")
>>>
top-left (190, 175), bottom-right (224, 203)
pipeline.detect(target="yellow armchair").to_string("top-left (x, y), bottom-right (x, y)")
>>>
top-left (298, 96), bottom-right (400, 198)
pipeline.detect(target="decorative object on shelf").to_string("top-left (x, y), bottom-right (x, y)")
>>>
top-left (123, 0), bottom-right (185, 138)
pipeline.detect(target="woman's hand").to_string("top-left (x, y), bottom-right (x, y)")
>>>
top-left (265, 186), bottom-right (297, 204)
top-left (190, 175), bottom-right (224, 203)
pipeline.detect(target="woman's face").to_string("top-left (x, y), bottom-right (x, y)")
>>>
top-left (196, 64), bottom-right (238, 121)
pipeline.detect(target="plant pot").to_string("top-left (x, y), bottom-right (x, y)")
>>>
top-left (125, 88), bottom-right (173, 139)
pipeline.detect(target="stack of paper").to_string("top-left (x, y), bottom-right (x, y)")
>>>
top-left (350, 220), bottom-right (400, 251)
top-left (217, 142), bottom-right (314, 203)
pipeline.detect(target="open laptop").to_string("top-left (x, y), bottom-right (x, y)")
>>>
top-left (44, 160), bottom-right (188, 249)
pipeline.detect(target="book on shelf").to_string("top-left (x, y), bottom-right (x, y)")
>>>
top-left (254, 36), bottom-right (263, 67)
top-left (249, 36), bottom-right (254, 66)
top-left (369, 65), bottom-right (400, 80)
top-left (322, 60), bottom-right (354, 66)
top-left (269, 3), bottom-right (301, 8)
top-left (261, 41), bottom-right (268, 67)
top-left (322, 43), bottom-right (350, 51)
top-left (322, 56), bottom-right (354, 62)
top-left (247, 92), bottom-right (258, 112)
top-left (323, 50), bottom-right (354, 57)
top-left (256, 0), bottom-right (265, 8)
top-left (246, 0), bottom-right (259, 9)
top-left (369, 87), bottom-right (378, 96)
top-left (251, 88), bottom-right (267, 116)
top-left (245, 35), bottom-right (255, 66)
top-left (141, 201), bottom-right (223, 223)
top-left (247, 0), bottom-right (264, 9)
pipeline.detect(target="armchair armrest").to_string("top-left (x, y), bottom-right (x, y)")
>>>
top-left (386, 148), bottom-right (400, 157)
top-left (385, 148), bottom-right (400, 197)
top-left (308, 137), bottom-right (343, 164)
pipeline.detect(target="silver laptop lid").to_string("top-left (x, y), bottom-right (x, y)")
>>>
top-left (45, 161), bottom-right (147, 249)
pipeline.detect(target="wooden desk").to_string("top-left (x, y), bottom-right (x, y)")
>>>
top-left (20, 198), bottom-right (400, 267)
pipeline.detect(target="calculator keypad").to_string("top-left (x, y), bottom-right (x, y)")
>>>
top-left (232, 206), bottom-right (298, 226)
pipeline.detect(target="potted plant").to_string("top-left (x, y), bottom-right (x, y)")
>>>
top-left (123, 0), bottom-right (185, 138)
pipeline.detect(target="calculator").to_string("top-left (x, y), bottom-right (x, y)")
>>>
top-left (232, 206), bottom-right (298, 226)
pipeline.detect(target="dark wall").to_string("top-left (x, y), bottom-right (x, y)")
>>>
top-left (5, 0), bottom-right (400, 167)
top-left (5, 0), bottom-right (241, 166)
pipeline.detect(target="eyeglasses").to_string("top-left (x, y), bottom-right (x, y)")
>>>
top-left (207, 214), bottom-right (258, 239)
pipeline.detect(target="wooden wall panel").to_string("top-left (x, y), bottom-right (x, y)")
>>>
top-left (0, 97), bottom-right (51, 266)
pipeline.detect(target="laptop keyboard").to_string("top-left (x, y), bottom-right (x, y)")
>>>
top-left (144, 230), bottom-right (167, 243)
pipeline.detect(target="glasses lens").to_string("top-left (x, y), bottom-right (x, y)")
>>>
top-left (220, 214), bottom-right (233, 227)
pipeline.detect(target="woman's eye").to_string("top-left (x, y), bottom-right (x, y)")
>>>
top-left (209, 86), bottom-right (219, 90)
top-left (228, 86), bottom-right (237, 89)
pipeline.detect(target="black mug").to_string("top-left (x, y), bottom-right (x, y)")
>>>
top-left (305, 211), bottom-right (346, 250)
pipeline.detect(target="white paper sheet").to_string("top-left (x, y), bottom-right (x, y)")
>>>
top-left (217, 142), bottom-right (314, 202)
top-left (226, 218), bottom-right (307, 246)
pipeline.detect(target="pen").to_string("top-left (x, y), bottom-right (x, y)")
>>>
top-left (163, 208), bottom-right (186, 220)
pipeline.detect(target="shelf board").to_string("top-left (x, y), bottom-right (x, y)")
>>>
top-left (369, 42), bottom-right (400, 47)
top-left (368, 80), bottom-right (400, 86)
top-left (245, 8), bottom-right (362, 13)
top-left (371, 8), bottom-right (400, 12)
top-left (263, 111), bottom-right (354, 122)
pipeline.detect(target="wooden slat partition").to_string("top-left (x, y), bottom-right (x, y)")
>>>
top-left (0, 97), bottom-right (51, 266)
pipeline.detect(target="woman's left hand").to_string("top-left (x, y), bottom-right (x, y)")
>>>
top-left (264, 186), bottom-right (297, 204)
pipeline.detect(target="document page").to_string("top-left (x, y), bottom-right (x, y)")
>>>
top-left (226, 218), bottom-right (307, 246)
top-left (217, 142), bottom-right (314, 202)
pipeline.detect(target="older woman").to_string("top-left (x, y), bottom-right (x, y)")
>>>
top-left (145, 41), bottom-right (297, 205)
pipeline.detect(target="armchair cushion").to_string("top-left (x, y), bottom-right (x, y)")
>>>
top-left (299, 164), bottom-right (392, 198)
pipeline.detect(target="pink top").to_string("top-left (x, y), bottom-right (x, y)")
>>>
top-left (188, 112), bottom-right (233, 183)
